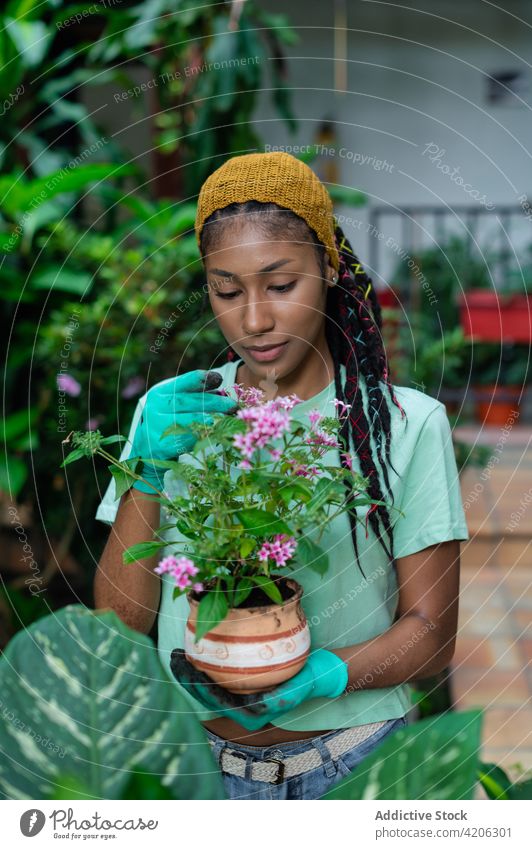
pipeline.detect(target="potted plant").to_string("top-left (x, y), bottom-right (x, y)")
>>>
top-left (457, 242), bottom-right (532, 344)
top-left (63, 382), bottom-right (392, 694)
top-left (470, 342), bottom-right (529, 425)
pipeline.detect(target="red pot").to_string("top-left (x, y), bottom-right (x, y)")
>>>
top-left (458, 291), bottom-right (532, 343)
top-left (473, 384), bottom-right (521, 425)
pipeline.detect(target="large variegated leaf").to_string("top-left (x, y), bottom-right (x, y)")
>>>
top-left (322, 709), bottom-right (482, 800)
top-left (0, 605), bottom-right (225, 800)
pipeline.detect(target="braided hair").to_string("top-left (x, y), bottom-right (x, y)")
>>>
top-left (199, 201), bottom-right (407, 579)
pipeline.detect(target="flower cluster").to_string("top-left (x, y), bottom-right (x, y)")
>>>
top-left (232, 384), bottom-right (266, 406)
top-left (154, 555), bottom-right (204, 592)
top-left (257, 534), bottom-right (298, 567)
top-left (303, 408), bottom-right (340, 455)
top-left (233, 401), bottom-right (302, 470)
top-left (230, 384), bottom-right (305, 469)
top-left (286, 459), bottom-right (320, 478)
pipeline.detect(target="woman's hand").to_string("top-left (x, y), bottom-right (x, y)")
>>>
top-left (171, 648), bottom-right (348, 731)
top-left (130, 369), bottom-right (238, 493)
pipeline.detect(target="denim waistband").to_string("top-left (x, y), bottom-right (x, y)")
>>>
top-left (203, 719), bottom-right (396, 761)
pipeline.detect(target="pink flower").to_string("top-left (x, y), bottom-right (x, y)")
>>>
top-left (231, 383), bottom-right (265, 406)
top-left (85, 417), bottom-right (101, 430)
top-left (122, 376), bottom-right (145, 398)
top-left (154, 555), bottom-right (200, 591)
top-left (257, 534), bottom-right (297, 567)
top-left (341, 452), bottom-right (353, 470)
top-left (309, 409), bottom-right (322, 427)
top-left (286, 459), bottom-right (320, 478)
top-left (154, 555), bottom-right (179, 575)
top-left (192, 582), bottom-right (204, 593)
top-left (233, 402), bottom-right (291, 460)
top-left (304, 430), bottom-right (338, 449)
top-left (176, 573), bottom-right (191, 590)
top-left (275, 394), bottom-right (302, 411)
top-left (57, 373), bottom-right (81, 396)
top-left (333, 398), bottom-right (352, 417)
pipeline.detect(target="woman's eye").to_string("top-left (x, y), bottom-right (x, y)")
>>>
top-left (271, 282), bottom-right (296, 293)
top-left (214, 282), bottom-right (296, 299)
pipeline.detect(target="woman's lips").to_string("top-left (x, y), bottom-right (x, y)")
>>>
top-left (244, 342), bottom-right (288, 362)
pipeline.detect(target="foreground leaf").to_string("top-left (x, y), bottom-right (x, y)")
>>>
top-left (0, 605), bottom-right (225, 799)
top-left (322, 709), bottom-right (483, 800)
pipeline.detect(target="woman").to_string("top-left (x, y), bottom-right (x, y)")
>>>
top-left (95, 151), bottom-right (469, 800)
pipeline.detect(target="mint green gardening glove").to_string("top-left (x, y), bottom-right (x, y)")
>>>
top-left (130, 369), bottom-right (238, 494)
top-left (171, 648), bottom-right (348, 731)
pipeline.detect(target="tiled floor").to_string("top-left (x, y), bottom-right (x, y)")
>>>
top-left (451, 425), bottom-right (532, 790)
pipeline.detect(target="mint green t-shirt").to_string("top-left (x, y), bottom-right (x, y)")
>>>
top-left (95, 358), bottom-right (469, 731)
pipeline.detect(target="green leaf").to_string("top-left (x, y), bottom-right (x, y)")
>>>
top-left (99, 435), bottom-right (126, 446)
top-left (250, 576), bottom-right (283, 604)
top-left (5, 17), bottom-right (51, 68)
top-left (0, 605), bottom-right (225, 799)
top-left (122, 540), bottom-right (167, 564)
top-left (236, 507), bottom-right (292, 537)
top-left (307, 477), bottom-right (343, 512)
top-left (1, 408), bottom-right (38, 441)
top-left (233, 577), bottom-right (253, 607)
top-left (279, 479), bottom-right (313, 505)
top-left (122, 769), bottom-right (175, 800)
top-left (60, 447), bottom-right (86, 468)
top-left (322, 709), bottom-right (483, 800)
top-left (296, 535), bottom-right (329, 576)
top-left (510, 777), bottom-right (532, 800)
top-left (109, 457), bottom-right (140, 498)
top-left (477, 763), bottom-right (510, 800)
top-left (29, 266), bottom-right (93, 295)
top-left (476, 761), bottom-right (532, 800)
top-left (175, 520), bottom-right (200, 540)
top-left (0, 454), bottom-right (27, 496)
top-left (239, 537), bottom-right (256, 558)
top-left (195, 589), bottom-right (228, 643)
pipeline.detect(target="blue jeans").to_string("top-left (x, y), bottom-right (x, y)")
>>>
top-left (204, 716), bottom-right (407, 800)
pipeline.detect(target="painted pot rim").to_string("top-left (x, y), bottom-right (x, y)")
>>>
top-left (186, 575), bottom-right (303, 613)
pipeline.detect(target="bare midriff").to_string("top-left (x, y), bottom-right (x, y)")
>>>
top-left (201, 717), bottom-right (335, 746)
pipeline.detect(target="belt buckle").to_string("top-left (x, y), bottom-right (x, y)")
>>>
top-left (263, 757), bottom-right (285, 785)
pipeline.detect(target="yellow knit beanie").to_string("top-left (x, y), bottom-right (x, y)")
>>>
top-left (194, 151), bottom-right (340, 272)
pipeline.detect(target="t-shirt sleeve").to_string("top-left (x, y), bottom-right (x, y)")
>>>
top-left (94, 394), bottom-right (147, 526)
top-left (392, 403), bottom-right (470, 558)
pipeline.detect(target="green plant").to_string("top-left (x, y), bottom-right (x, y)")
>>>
top-left (470, 342), bottom-right (530, 387)
top-left (392, 322), bottom-right (469, 393)
top-left (391, 234), bottom-right (493, 333)
top-left (86, 0), bottom-right (300, 194)
top-left (322, 708), bottom-right (532, 800)
top-left (0, 605), bottom-right (225, 800)
top-left (478, 761), bottom-right (532, 800)
top-left (323, 709), bottom-right (483, 799)
top-left (61, 385), bottom-right (397, 641)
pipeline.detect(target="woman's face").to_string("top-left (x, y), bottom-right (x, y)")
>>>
top-left (204, 221), bottom-right (337, 384)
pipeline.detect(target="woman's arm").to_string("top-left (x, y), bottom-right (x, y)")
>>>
top-left (93, 488), bottom-right (161, 635)
top-left (331, 539), bottom-right (460, 692)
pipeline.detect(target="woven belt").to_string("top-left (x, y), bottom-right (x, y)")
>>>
top-left (209, 720), bottom-right (388, 784)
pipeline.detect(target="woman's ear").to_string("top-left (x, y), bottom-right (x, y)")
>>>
top-left (327, 269), bottom-right (339, 288)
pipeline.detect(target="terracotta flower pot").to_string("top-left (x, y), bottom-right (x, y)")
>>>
top-left (184, 577), bottom-right (310, 694)
top-left (473, 384), bottom-right (521, 425)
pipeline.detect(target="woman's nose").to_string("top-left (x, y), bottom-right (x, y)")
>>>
top-left (242, 296), bottom-right (275, 335)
